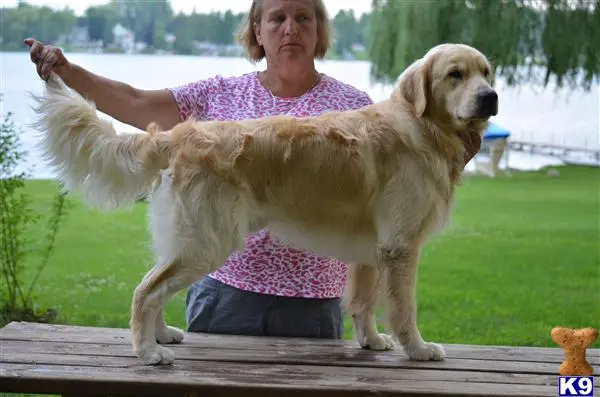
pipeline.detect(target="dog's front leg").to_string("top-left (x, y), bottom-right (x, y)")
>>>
top-left (378, 243), bottom-right (445, 361)
top-left (346, 263), bottom-right (394, 351)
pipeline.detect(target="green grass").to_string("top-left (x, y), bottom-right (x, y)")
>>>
top-left (6, 165), bottom-right (600, 349)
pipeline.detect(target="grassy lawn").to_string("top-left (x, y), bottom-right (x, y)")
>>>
top-left (5, 165), bottom-right (600, 349)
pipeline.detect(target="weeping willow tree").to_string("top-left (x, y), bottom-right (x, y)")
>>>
top-left (368, 0), bottom-right (599, 91)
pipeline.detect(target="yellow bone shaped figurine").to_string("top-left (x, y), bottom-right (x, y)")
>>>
top-left (551, 326), bottom-right (598, 376)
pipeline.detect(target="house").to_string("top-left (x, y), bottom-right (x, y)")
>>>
top-left (112, 23), bottom-right (135, 54)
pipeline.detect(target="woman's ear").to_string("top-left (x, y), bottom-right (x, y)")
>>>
top-left (253, 22), bottom-right (262, 46)
top-left (398, 59), bottom-right (429, 117)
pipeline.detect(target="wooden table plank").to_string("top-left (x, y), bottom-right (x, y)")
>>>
top-left (0, 339), bottom-right (564, 374)
top-left (4, 321), bottom-right (596, 364)
top-left (1, 350), bottom-right (561, 386)
top-left (1, 321), bottom-right (598, 397)
top-left (1, 363), bottom-right (559, 397)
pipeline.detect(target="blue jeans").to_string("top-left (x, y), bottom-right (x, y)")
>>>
top-left (185, 276), bottom-right (344, 339)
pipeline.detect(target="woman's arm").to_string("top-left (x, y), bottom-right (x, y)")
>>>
top-left (25, 38), bottom-right (182, 131)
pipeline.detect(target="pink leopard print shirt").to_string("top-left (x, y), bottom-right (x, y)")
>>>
top-left (168, 71), bottom-right (373, 298)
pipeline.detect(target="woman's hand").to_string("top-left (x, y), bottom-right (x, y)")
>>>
top-left (24, 38), bottom-right (73, 81)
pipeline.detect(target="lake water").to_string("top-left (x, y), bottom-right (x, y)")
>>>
top-left (1, 52), bottom-right (598, 178)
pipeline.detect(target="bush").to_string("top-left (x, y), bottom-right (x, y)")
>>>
top-left (0, 104), bottom-right (69, 326)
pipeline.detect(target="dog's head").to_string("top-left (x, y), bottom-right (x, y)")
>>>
top-left (396, 43), bottom-right (497, 132)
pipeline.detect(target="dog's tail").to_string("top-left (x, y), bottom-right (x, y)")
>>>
top-left (31, 72), bottom-right (171, 210)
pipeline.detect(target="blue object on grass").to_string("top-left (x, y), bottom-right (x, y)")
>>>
top-left (483, 122), bottom-right (511, 141)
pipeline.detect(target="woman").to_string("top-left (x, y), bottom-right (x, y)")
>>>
top-left (25, 0), bottom-right (481, 340)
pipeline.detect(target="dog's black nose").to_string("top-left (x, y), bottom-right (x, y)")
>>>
top-left (478, 89), bottom-right (498, 117)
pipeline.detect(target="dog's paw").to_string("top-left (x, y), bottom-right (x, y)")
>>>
top-left (156, 325), bottom-right (184, 344)
top-left (360, 333), bottom-right (396, 351)
top-left (404, 342), bottom-right (445, 361)
top-left (138, 344), bottom-right (175, 365)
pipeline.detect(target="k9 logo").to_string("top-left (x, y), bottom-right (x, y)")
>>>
top-left (558, 376), bottom-right (594, 396)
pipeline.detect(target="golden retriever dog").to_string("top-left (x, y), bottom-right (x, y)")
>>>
top-left (31, 43), bottom-right (497, 366)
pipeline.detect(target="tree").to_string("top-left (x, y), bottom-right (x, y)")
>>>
top-left (368, 0), bottom-right (599, 91)
top-left (333, 10), bottom-right (359, 56)
top-left (0, 106), bottom-right (68, 326)
top-left (85, 5), bottom-right (117, 46)
top-left (0, 3), bottom-right (76, 50)
top-left (357, 12), bottom-right (371, 46)
top-left (110, 0), bottom-right (173, 47)
top-left (168, 12), bottom-right (195, 54)
top-left (218, 10), bottom-right (237, 45)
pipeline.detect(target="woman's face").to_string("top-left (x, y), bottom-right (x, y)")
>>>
top-left (254, 0), bottom-right (319, 67)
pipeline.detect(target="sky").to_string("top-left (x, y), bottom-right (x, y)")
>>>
top-left (0, 0), bottom-right (372, 17)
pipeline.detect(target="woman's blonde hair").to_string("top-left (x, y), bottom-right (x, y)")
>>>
top-left (237, 0), bottom-right (331, 62)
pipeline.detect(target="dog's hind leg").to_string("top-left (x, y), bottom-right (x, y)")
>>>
top-left (155, 309), bottom-right (184, 344)
top-left (130, 256), bottom-right (190, 365)
top-left (130, 227), bottom-right (241, 366)
top-left (346, 264), bottom-right (395, 351)
top-left (130, 171), bottom-right (247, 365)
top-left (133, 262), bottom-right (185, 346)
top-left (377, 239), bottom-right (445, 361)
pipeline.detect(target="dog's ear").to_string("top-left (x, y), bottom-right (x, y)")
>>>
top-left (398, 59), bottom-right (429, 117)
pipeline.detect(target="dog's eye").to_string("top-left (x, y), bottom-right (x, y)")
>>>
top-left (483, 68), bottom-right (491, 77)
top-left (448, 70), bottom-right (462, 79)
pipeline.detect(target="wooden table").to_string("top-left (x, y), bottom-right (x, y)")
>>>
top-left (1, 321), bottom-right (598, 396)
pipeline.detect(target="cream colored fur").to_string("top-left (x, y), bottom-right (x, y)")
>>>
top-left (32, 43), bottom-right (497, 365)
